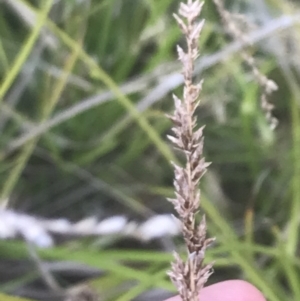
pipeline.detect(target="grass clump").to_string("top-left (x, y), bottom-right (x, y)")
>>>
top-left (0, 0), bottom-right (300, 301)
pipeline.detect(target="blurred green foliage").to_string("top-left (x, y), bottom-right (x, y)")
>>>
top-left (0, 0), bottom-right (300, 300)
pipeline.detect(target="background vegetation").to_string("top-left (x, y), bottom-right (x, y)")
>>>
top-left (0, 0), bottom-right (300, 300)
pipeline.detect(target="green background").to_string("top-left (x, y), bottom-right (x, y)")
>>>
top-left (0, 0), bottom-right (300, 300)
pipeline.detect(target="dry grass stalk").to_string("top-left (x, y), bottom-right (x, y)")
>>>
top-left (213, 0), bottom-right (278, 130)
top-left (167, 1), bottom-right (214, 301)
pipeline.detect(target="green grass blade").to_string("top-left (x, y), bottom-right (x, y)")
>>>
top-left (0, 0), bottom-right (53, 105)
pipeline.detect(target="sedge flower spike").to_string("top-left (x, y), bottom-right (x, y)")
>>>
top-left (166, 1), bottom-right (214, 301)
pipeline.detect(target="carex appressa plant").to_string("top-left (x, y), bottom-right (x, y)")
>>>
top-left (166, 1), bottom-right (214, 301)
